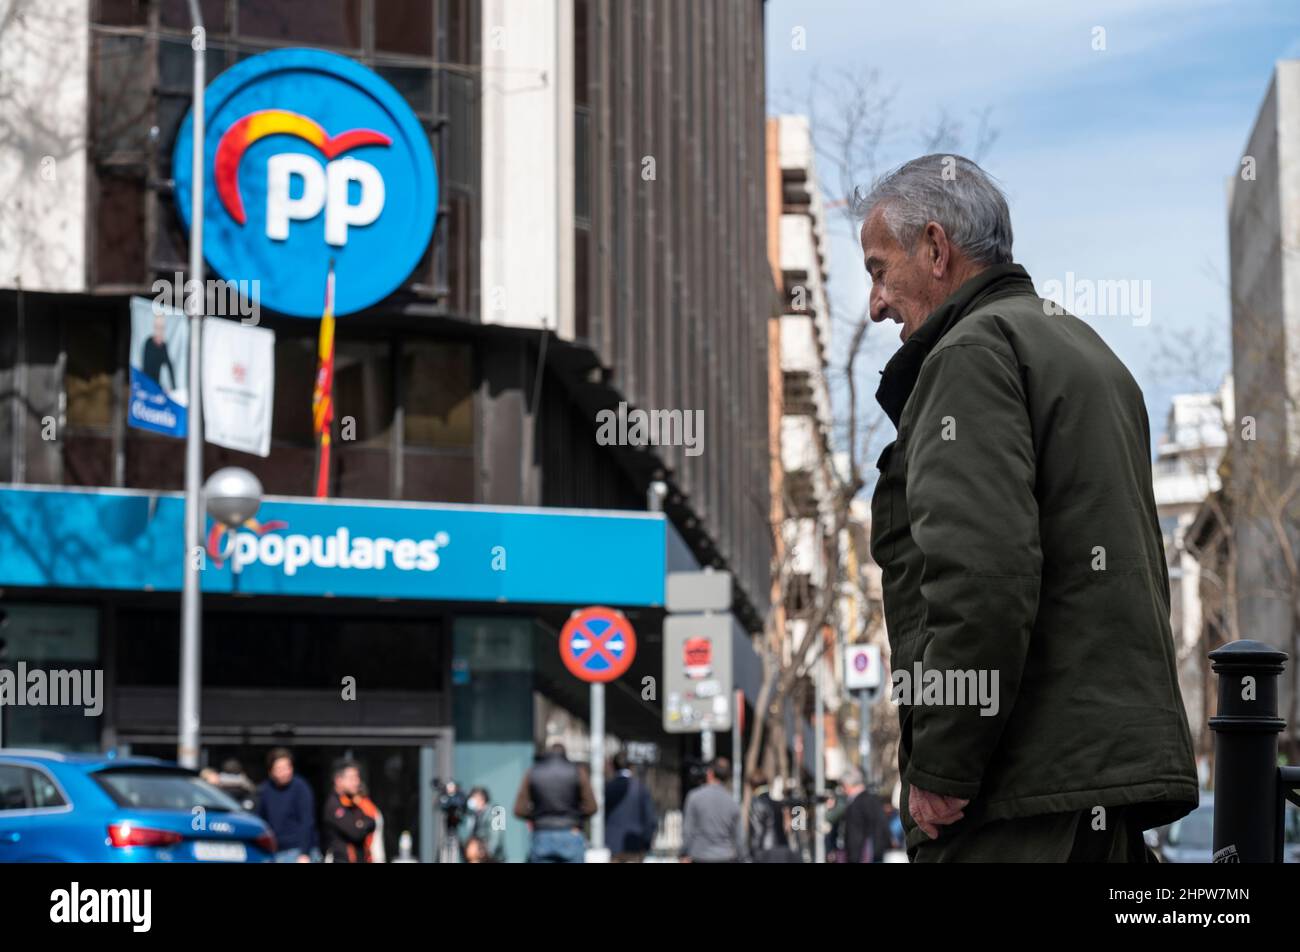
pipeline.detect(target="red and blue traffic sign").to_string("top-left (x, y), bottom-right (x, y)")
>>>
top-left (559, 606), bottom-right (637, 683)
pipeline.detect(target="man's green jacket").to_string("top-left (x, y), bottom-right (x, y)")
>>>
top-left (870, 264), bottom-right (1199, 850)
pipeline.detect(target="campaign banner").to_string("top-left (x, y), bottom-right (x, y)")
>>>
top-left (203, 317), bottom-right (275, 457)
top-left (127, 296), bottom-right (188, 438)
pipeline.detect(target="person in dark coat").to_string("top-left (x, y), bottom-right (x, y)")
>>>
top-left (860, 154), bottom-right (1198, 862)
top-left (841, 770), bottom-right (891, 864)
top-left (604, 752), bottom-right (657, 862)
top-left (513, 738), bottom-right (597, 863)
top-left (140, 313), bottom-right (176, 391)
top-left (321, 760), bottom-right (376, 863)
top-left (255, 748), bottom-right (317, 863)
top-left (747, 771), bottom-right (799, 863)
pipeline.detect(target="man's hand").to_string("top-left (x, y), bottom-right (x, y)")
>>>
top-left (909, 785), bottom-right (969, 839)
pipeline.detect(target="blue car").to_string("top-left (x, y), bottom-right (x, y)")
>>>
top-left (0, 749), bottom-right (274, 862)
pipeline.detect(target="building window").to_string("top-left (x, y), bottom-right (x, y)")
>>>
top-left (400, 340), bottom-right (474, 503)
top-left (238, 0), bottom-right (363, 49)
top-left (63, 316), bottom-right (118, 487)
top-left (375, 0), bottom-right (434, 57)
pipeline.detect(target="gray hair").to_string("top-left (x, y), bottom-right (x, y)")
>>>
top-left (841, 768), bottom-right (865, 788)
top-left (853, 154), bottom-right (1013, 266)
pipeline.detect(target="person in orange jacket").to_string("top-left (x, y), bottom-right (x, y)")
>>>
top-left (321, 760), bottom-right (376, 863)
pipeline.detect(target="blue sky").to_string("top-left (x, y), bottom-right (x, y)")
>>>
top-left (766, 0), bottom-right (1300, 451)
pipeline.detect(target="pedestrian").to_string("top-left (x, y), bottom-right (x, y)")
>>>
top-left (463, 836), bottom-right (493, 864)
top-left (458, 786), bottom-right (505, 862)
top-left (681, 757), bottom-right (741, 863)
top-left (255, 748), bottom-right (317, 863)
top-left (859, 154), bottom-right (1199, 861)
top-left (747, 770), bottom-right (798, 863)
top-left (512, 736), bottom-right (597, 863)
top-left (604, 752), bottom-right (657, 862)
top-left (321, 760), bottom-right (377, 864)
top-left (354, 782), bottom-right (384, 863)
top-left (840, 770), bottom-right (890, 864)
top-left (216, 758), bottom-right (257, 812)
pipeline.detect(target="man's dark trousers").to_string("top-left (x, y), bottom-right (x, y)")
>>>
top-left (909, 806), bottom-right (1159, 862)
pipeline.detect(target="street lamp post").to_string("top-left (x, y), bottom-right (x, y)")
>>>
top-left (178, 0), bottom-right (207, 770)
top-left (180, 467), bottom-right (264, 768)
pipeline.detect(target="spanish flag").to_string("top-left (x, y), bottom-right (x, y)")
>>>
top-left (312, 261), bottom-right (336, 498)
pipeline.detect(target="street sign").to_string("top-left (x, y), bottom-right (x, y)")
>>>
top-left (623, 741), bottom-right (659, 765)
top-left (666, 570), bottom-right (732, 613)
top-left (845, 643), bottom-right (882, 696)
top-left (559, 606), bottom-right (637, 683)
top-left (664, 613), bottom-right (733, 732)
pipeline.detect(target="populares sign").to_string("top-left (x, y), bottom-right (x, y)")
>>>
top-left (0, 487), bottom-right (666, 606)
top-left (173, 49), bottom-right (438, 317)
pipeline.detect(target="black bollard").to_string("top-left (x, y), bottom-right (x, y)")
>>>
top-left (1208, 639), bottom-right (1288, 863)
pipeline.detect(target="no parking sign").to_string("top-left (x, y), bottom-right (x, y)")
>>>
top-left (559, 606), bottom-right (637, 683)
top-left (845, 643), bottom-right (882, 698)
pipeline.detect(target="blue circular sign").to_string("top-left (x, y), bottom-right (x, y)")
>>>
top-left (173, 48), bottom-right (438, 317)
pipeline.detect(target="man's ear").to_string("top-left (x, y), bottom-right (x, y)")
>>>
top-left (924, 221), bottom-right (951, 278)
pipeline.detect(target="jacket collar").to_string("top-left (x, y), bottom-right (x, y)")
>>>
top-left (874, 263), bottom-right (1035, 429)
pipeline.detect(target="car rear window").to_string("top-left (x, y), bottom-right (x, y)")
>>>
top-left (93, 768), bottom-right (242, 812)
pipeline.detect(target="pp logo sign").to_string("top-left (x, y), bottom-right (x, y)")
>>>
top-left (173, 49), bottom-right (438, 317)
top-left (215, 110), bottom-right (391, 247)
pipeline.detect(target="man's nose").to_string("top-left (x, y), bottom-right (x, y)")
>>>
top-left (869, 289), bottom-right (889, 323)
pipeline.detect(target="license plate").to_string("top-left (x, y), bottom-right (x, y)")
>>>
top-left (193, 841), bottom-right (247, 862)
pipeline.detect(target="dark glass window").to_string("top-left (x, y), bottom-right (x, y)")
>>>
top-left (125, 431), bottom-right (185, 490)
top-left (160, 0), bottom-right (227, 33)
top-left (0, 767), bottom-right (28, 811)
top-left (401, 341), bottom-right (472, 448)
top-left (94, 171), bottom-right (147, 285)
top-left (65, 320), bottom-right (116, 429)
top-left (159, 38), bottom-right (231, 93)
top-left (271, 335), bottom-right (317, 448)
top-left (375, 66), bottom-right (434, 116)
top-left (95, 0), bottom-right (148, 27)
top-left (238, 0), bottom-right (362, 48)
top-left (334, 338), bottom-right (394, 447)
top-left (402, 453), bottom-right (473, 504)
top-left (574, 0), bottom-right (590, 107)
top-left (117, 610), bottom-right (443, 691)
top-left (94, 34), bottom-right (152, 156)
top-left (333, 338), bottom-right (394, 498)
top-left (375, 0), bottom-right (433, 57)
top-left (30, 770), bottom-right (67, 809)
top-left (446, 0), bottom-right (474, 63)
top-left (63, 317), bottom-right (117, 487)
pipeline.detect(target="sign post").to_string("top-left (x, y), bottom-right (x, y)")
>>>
top-left (559, 606), bottom-right (638, 860)
top-left (844, 644), bottom-right (883, 783)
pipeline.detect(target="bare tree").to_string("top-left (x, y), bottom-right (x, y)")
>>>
top-left (1154, 202), bottom-right (1300, 762)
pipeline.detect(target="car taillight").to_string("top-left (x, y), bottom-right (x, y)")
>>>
top-left (254, 831), bottom-right (277, 854)
top-left (107, 823), bottom-right (184, 848)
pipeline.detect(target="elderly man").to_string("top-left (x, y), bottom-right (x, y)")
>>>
top-left (861, 154), bottom-right (1198, 862)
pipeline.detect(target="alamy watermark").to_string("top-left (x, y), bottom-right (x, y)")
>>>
top-left (0, 664), bottom-right (103, 717)
top-left (152, 272), bottom-right (261, 325)
top-left (50, 883), bottom-right (151, 933)
top-left (595, 401), bottom-right (703, 457)
top-left (891, 662), bottom-right (1000, 717)
top-left (1039, 272), bottom-right (1151, 327)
